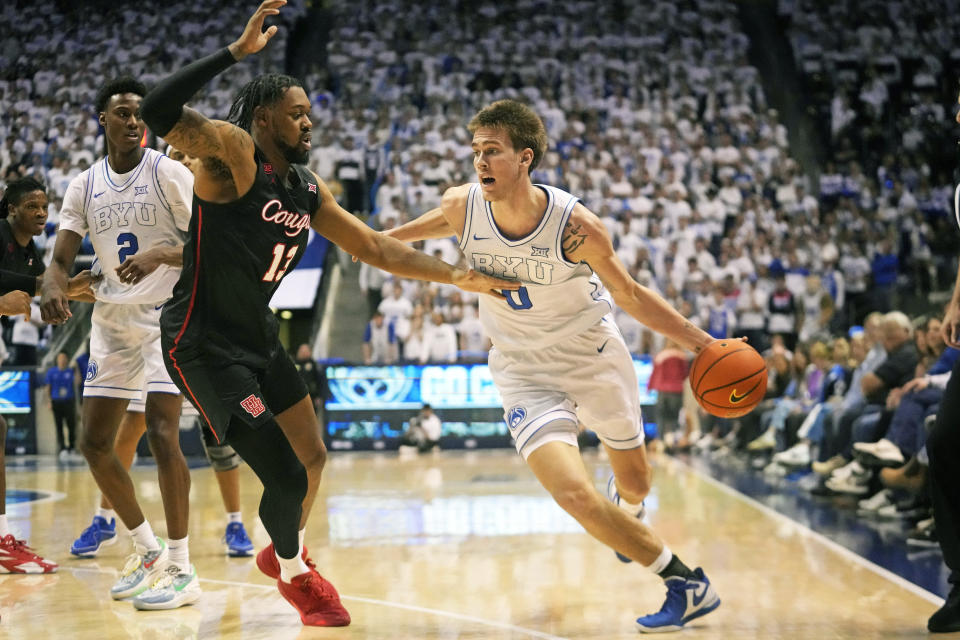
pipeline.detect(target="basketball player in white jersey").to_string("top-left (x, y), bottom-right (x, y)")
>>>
top-left (69, 143), bottom-right (254, 561)
top-left (385, 100), bottom-right (725, 633)
top-left (39, 77), bottom-right (199, 610)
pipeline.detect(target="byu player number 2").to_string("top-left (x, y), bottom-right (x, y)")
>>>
top-left (117, 232), bottom-right (139, 262)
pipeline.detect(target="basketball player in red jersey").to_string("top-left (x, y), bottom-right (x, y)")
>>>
top-left (114, 0), bottom-right (516, 627)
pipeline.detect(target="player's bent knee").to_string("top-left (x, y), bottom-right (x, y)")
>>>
top-left (617, 472), bottom-right (652, 504)
top-left (205, 444), bottom-right (241, 472)
top-left (301, 446), bottom-right (327, 476)
top-left (145, 424), bottom-right (184, 461)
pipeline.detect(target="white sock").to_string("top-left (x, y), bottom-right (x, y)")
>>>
top-left (168, 536), bottom-right (189, 570)
top-left (617, 497), bottom-right (645, 519)
top-left (227, 511), bottom-right (242, 525)
top-left (277, 545), bottom-right (310, 583)
top-left (298, 528), bottom-right (305, 548)
top-left (96, 507), bottom-right (116, 523)
top-left (130, 521), bottom-right (160, 554)
top-left (0, 514), bottom-right (8, 537)
top-left (644, 545), bottom-right (672, 575)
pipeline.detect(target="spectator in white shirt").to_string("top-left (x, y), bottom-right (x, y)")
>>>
top-left (420, 311), bottom-right (457, 364)
top-left (363, 311), bottom-right (397, 364)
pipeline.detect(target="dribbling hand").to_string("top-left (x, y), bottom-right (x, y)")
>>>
top-left (229, 0), bottom-right (285, 61)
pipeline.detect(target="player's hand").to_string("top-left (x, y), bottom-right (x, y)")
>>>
top-left (115, 250), bottom-right (164, 285)
top-left (67, 270), bottom-right (100, 299)
top-left (450, 268), bottom-right (521, 297)
top-left (0, 291), bottom-right (32, 318)
top-left (229, 0), bottom-right (285, 60)
top-left (942, 303), bottom-right (960, 348)
top-left (40, 287), bottom-right (71, 324)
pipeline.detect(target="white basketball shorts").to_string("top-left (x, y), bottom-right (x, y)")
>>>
top-left (84, 301), bottom-right (180, 400)
top-left (488, 315), bottom-right (644, 459)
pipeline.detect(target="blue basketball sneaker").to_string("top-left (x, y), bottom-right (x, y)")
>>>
top-left (606, 475), bottom-right (646, 563)
top-left (70, 516), bottom-right (117, 557)
top-left (636, 568), bottom-right (721, 633)
top-left (224, 522), bottom-right (254, 557)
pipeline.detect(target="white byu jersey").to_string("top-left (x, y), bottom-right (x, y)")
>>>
top-left (60, 148), bottom-right (192, 304)
top-left (460, 183), bottom-right (612, 350)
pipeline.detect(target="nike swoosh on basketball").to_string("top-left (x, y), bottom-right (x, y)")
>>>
top-left (597, 340), bottom-right (609, 353)
top-left (729, 389), bottom-right (748, 403)
top-left (688, 582), bottom-right (709, 608)
top-left (93, 191), bottom-right (106, 198)
top-left (472, 234), bottom-right (489, 241)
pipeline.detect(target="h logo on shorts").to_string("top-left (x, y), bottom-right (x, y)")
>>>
top-left (507, 406), bottom-right (526, 430)
top-left (240, 394), bottom-right (266, 418)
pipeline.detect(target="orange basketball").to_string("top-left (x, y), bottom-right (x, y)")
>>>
top-left (689, 340), bottom-right (767, 418)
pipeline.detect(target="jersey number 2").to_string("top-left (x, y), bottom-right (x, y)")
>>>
top-left (117, 232), bottom-right (139, 263)
top-left (504, 286), bottom-right (532, 310)
top-left (263, 243), bottom-right (298, 282)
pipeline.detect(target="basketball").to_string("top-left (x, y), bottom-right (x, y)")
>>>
top-left (690, 340), bottom-right (767, 418)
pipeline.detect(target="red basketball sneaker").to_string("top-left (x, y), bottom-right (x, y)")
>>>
top-left (256, 542), bottom-right (311, 580)
top-left (0, 535), bottom-right (58, 574)
top-left (277, 570), bottom-right (351, 626)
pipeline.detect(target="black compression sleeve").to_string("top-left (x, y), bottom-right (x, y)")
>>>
top-left (140, 48), bottom-right (239, 137)
top-left (0, 270), bottom-right (38, 296)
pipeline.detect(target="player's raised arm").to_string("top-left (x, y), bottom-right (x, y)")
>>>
top-left (561, 202), bottom-right (715, 354)
top-left (309, 175), bottom-right (518, 297)
top-left (139, 1), bottom-right (286, 200)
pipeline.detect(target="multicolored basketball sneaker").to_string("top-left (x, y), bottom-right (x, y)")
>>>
top-left (70, 515), bottom-right (117, 557)
top-left (133, 564), bottom-right (202, 610)
top-left (110, 537), bottom-right (168, 600)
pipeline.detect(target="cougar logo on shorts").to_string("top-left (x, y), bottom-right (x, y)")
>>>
top-left (507, 406), bottom-right (526, 429)
top-left (240, 394), bottom-right (266, 418)
top-left (86, 360), bottom-right (98, 382)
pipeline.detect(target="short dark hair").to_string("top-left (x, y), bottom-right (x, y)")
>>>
top-left (227, 74), bottom-right (304, 132)
top-left (0, 176), bottom-right (45, 219)
top-left (95, 76), bottom-right (148, 114)
top-left (468, 100), bottom-right (547, 175)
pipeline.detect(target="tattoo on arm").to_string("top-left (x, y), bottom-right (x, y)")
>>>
top-left (561, 221), bottom-right (588, 255)
top-left (164, 109), bottom-right (224, 158)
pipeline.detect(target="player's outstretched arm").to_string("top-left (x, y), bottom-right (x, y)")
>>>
top-left (310, 175), bottom-right (518, 297)
top-left (352, 186), bottom-right (468, 262)
top-left (140, 1), bottom-right (284, 198)
top-left (387, 186), bottom-right (470, 242)
top-left (562, 203), bottom-right (715, 354)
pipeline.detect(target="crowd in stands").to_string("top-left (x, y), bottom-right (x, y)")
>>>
top-left (318, 0), bottom-right (957, 371)
top-left (667, 308), bottom-right (956, 549)
top-left (782, 0), bottom-right (960, 293)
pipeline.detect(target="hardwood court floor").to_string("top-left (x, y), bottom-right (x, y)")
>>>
top-left (1, 449), bottom-right (954, 639)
